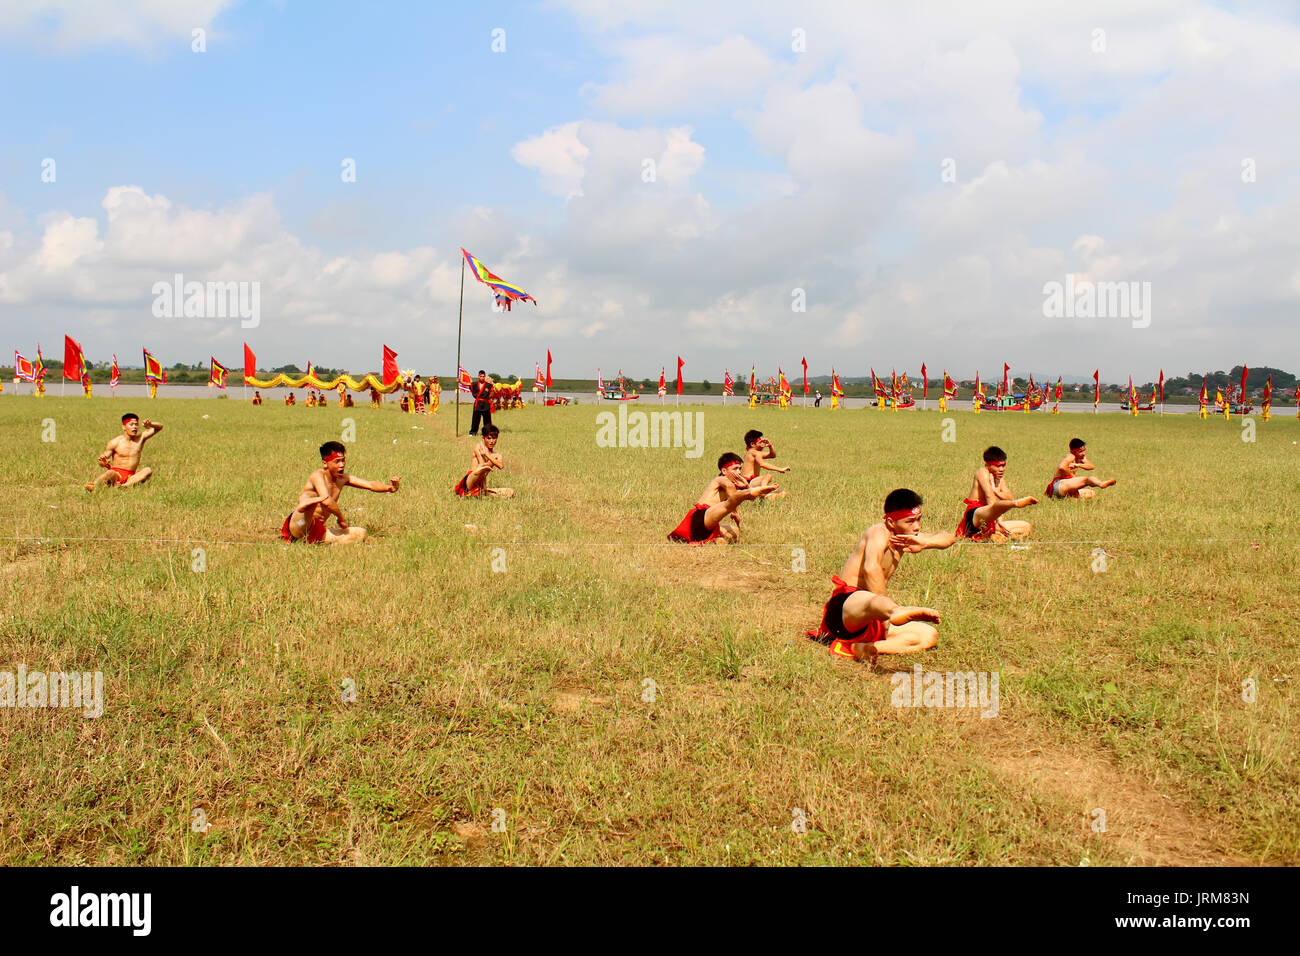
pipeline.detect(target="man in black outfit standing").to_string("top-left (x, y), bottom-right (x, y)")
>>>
top-left (469, 370), bottom-right (493, 436)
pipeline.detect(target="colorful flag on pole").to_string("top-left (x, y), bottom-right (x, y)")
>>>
top-left (658, 367), bottom-right (666, 397)
top-left (1002, 363), bottom-right (1010, 398)
top-left (534, 363), bottom-right (544, 389)
top-left (1240, 365), bottom-right (1249, 407)
top-left (244, 343), bottom-right (257, 382)
top-left (1158, 369), bottom-right (1164, 406)
top-left (64, 335), bottom-right (85, 381)
top-left (143, 349), bottom-right (163, 383)
top-left (306, 361), bottom-right (315, 379)
top-left (461, 248), bottom-right (537, 307)
top-left (1262, 374), bottom-right (1272, 420)
top-left (676, 356), bottom-right (685, 396)
top-left (546, 350), bottom-right (553, 389)
top-left (831, 369), bottom-right (843, 398)
top-left (14, 352), bottom-right (35, 382)
top-left (871, 368), bottom-right (887, 402)
top-left (749, 366), bottom-right (756, 394)
top-left (110, 355), bottom-right (120, 388)
top-left (921, 363), bottom-right (928, 400)
top-left (1093, 370), bottom-right (1100, 409)
top-left (1054, 377), bottom-right (1063, 402)
top-left (801, 357), bottom-right (809, 395)
top-left (458, 367), bottom-right (472, 393)
top-left (1199, 376), bottom-right (1207, 412)
top-left (596, 368), bottom-right (603, 395)
top-left (943, 371), bottom-right (957, 399)
top-left (723, 370), bottom-right (734, 396)
top-left (209, 357), bottom-right (229, 389)
top-left (35, 344), bottom-right (45, 380)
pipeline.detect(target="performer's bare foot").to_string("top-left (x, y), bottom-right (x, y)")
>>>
top-left (1099, 479), bottom-right (1117, 488)
top-left (1015, 496), bottom-right (1038, 508)
top-left (889, 605), bottom-right (942, 626)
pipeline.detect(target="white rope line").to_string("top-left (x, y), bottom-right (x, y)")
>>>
top-left (1, 535), bottom-right (1274, 548)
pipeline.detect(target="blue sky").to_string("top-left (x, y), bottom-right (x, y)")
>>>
top-left (2, 0), bottom-right (1297, 382)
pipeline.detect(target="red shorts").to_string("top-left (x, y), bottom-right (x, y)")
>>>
top-left (955, 498), bottom-right (1000, 541)
top-left (110, 467), bottom-right (136, 483)
top-left (1045, 477), bottom-right (1079, 499)
top-left (280, 513), bottom-right (327, 543)
top-left (805, 575), bottom-right (887, 653)
top-left (667, 504), bottom-right (723, 544)
top-left (454, 473), bottom-right (482, 497)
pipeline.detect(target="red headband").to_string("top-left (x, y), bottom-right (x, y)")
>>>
top-left (122, 415), bottom-right (139, 423)
top-left (323, 451), bottom-right (345, 463)
top-left (885, 506), bottom-right (921, 521)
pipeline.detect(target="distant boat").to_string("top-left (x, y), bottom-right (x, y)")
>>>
top-left (977, 390), bottom-right (1047, 411)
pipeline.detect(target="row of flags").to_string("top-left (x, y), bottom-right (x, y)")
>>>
top-left (14, 337), bottom-right (1286, 418)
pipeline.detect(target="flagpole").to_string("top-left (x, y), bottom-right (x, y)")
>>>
top-left (455, 255), bottom-right (464, 436)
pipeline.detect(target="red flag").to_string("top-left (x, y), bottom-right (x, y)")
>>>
top-left (921, 363), bottom-right (928, 399)
top-left (1002, 363), bottom-right (1010, 397)
top-left (382, 345), bottom-right (399, 385)
top-left (458, 367), bottom-right (471, 393)
top-left (723, 370), bottom-right (734, 397)
top-left (658, 367), bottom-right (666, 396)
top-left (110, 355), bottom-right (119, 388)
top-left (801, 357), bottom-right (808, 395)
top-left (143, 349), bottom-right (163, 383)
top-left (1158, 369), bottom-right (1164, 405)
top-left (546, 349), bottom-right (553, 389)
top-left (209, 357), bottom-right (229, 389)
top-left (1240, 365), bottom-right (1248, 403)
top-left (1093, 370), bottom-right (1100, 408)
top-left (675, 356), bottom-right (684, 395)
top-left (244, 343), bottom-right (256, 380)
top-left (64, 335), bottom-right (85, 381)
top-left (14, 352), bottom-right (35, 382)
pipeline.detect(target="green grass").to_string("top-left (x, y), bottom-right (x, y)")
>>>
top-left (0, 396), bottom-right (1295, 865)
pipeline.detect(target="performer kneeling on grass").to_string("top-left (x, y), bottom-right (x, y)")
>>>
top-left (281, 440), bottom-right (400, 544)
top-left (742, 429), bottom-right (791, 494)
top-left (1045, 438), bottom-right (1117, 500)
top-left (454, 425), bottom-right (513, 498)
top-left (668, 452), bottom-right (778, 544)
top-left (85, 413), bottom-right (163, 491)
top-left (955, 445), bottom-right (1036, 542)
top-left (806, 488), bottom-right (955, 664)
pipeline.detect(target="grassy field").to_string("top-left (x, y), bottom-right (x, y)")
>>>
top-left (1, 395), bottom-right (1296, 866)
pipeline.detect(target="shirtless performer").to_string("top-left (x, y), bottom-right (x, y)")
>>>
top-left (806, 488), bottom-right (955, 663)
top-left (668, 452), bottom-right (778, 544)
top-left (955, 446), bottom-right (1036, 541)
top-left (280, 441), bottom-right (399, 544)
top-left (1045, 438), bottom-right (1117, 500)
top-left (84, 413), bottom-right (163, 491)
top-left (453, 425), bottom-right (513, 498)
top-left (742, 430), bottom-right (791, 492)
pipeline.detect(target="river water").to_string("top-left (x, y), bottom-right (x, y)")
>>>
top-left (4, 382), bottom-right (1215, 414)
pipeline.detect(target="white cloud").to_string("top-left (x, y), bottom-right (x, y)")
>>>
top-left (0, 0), bottom-right (240, 50)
